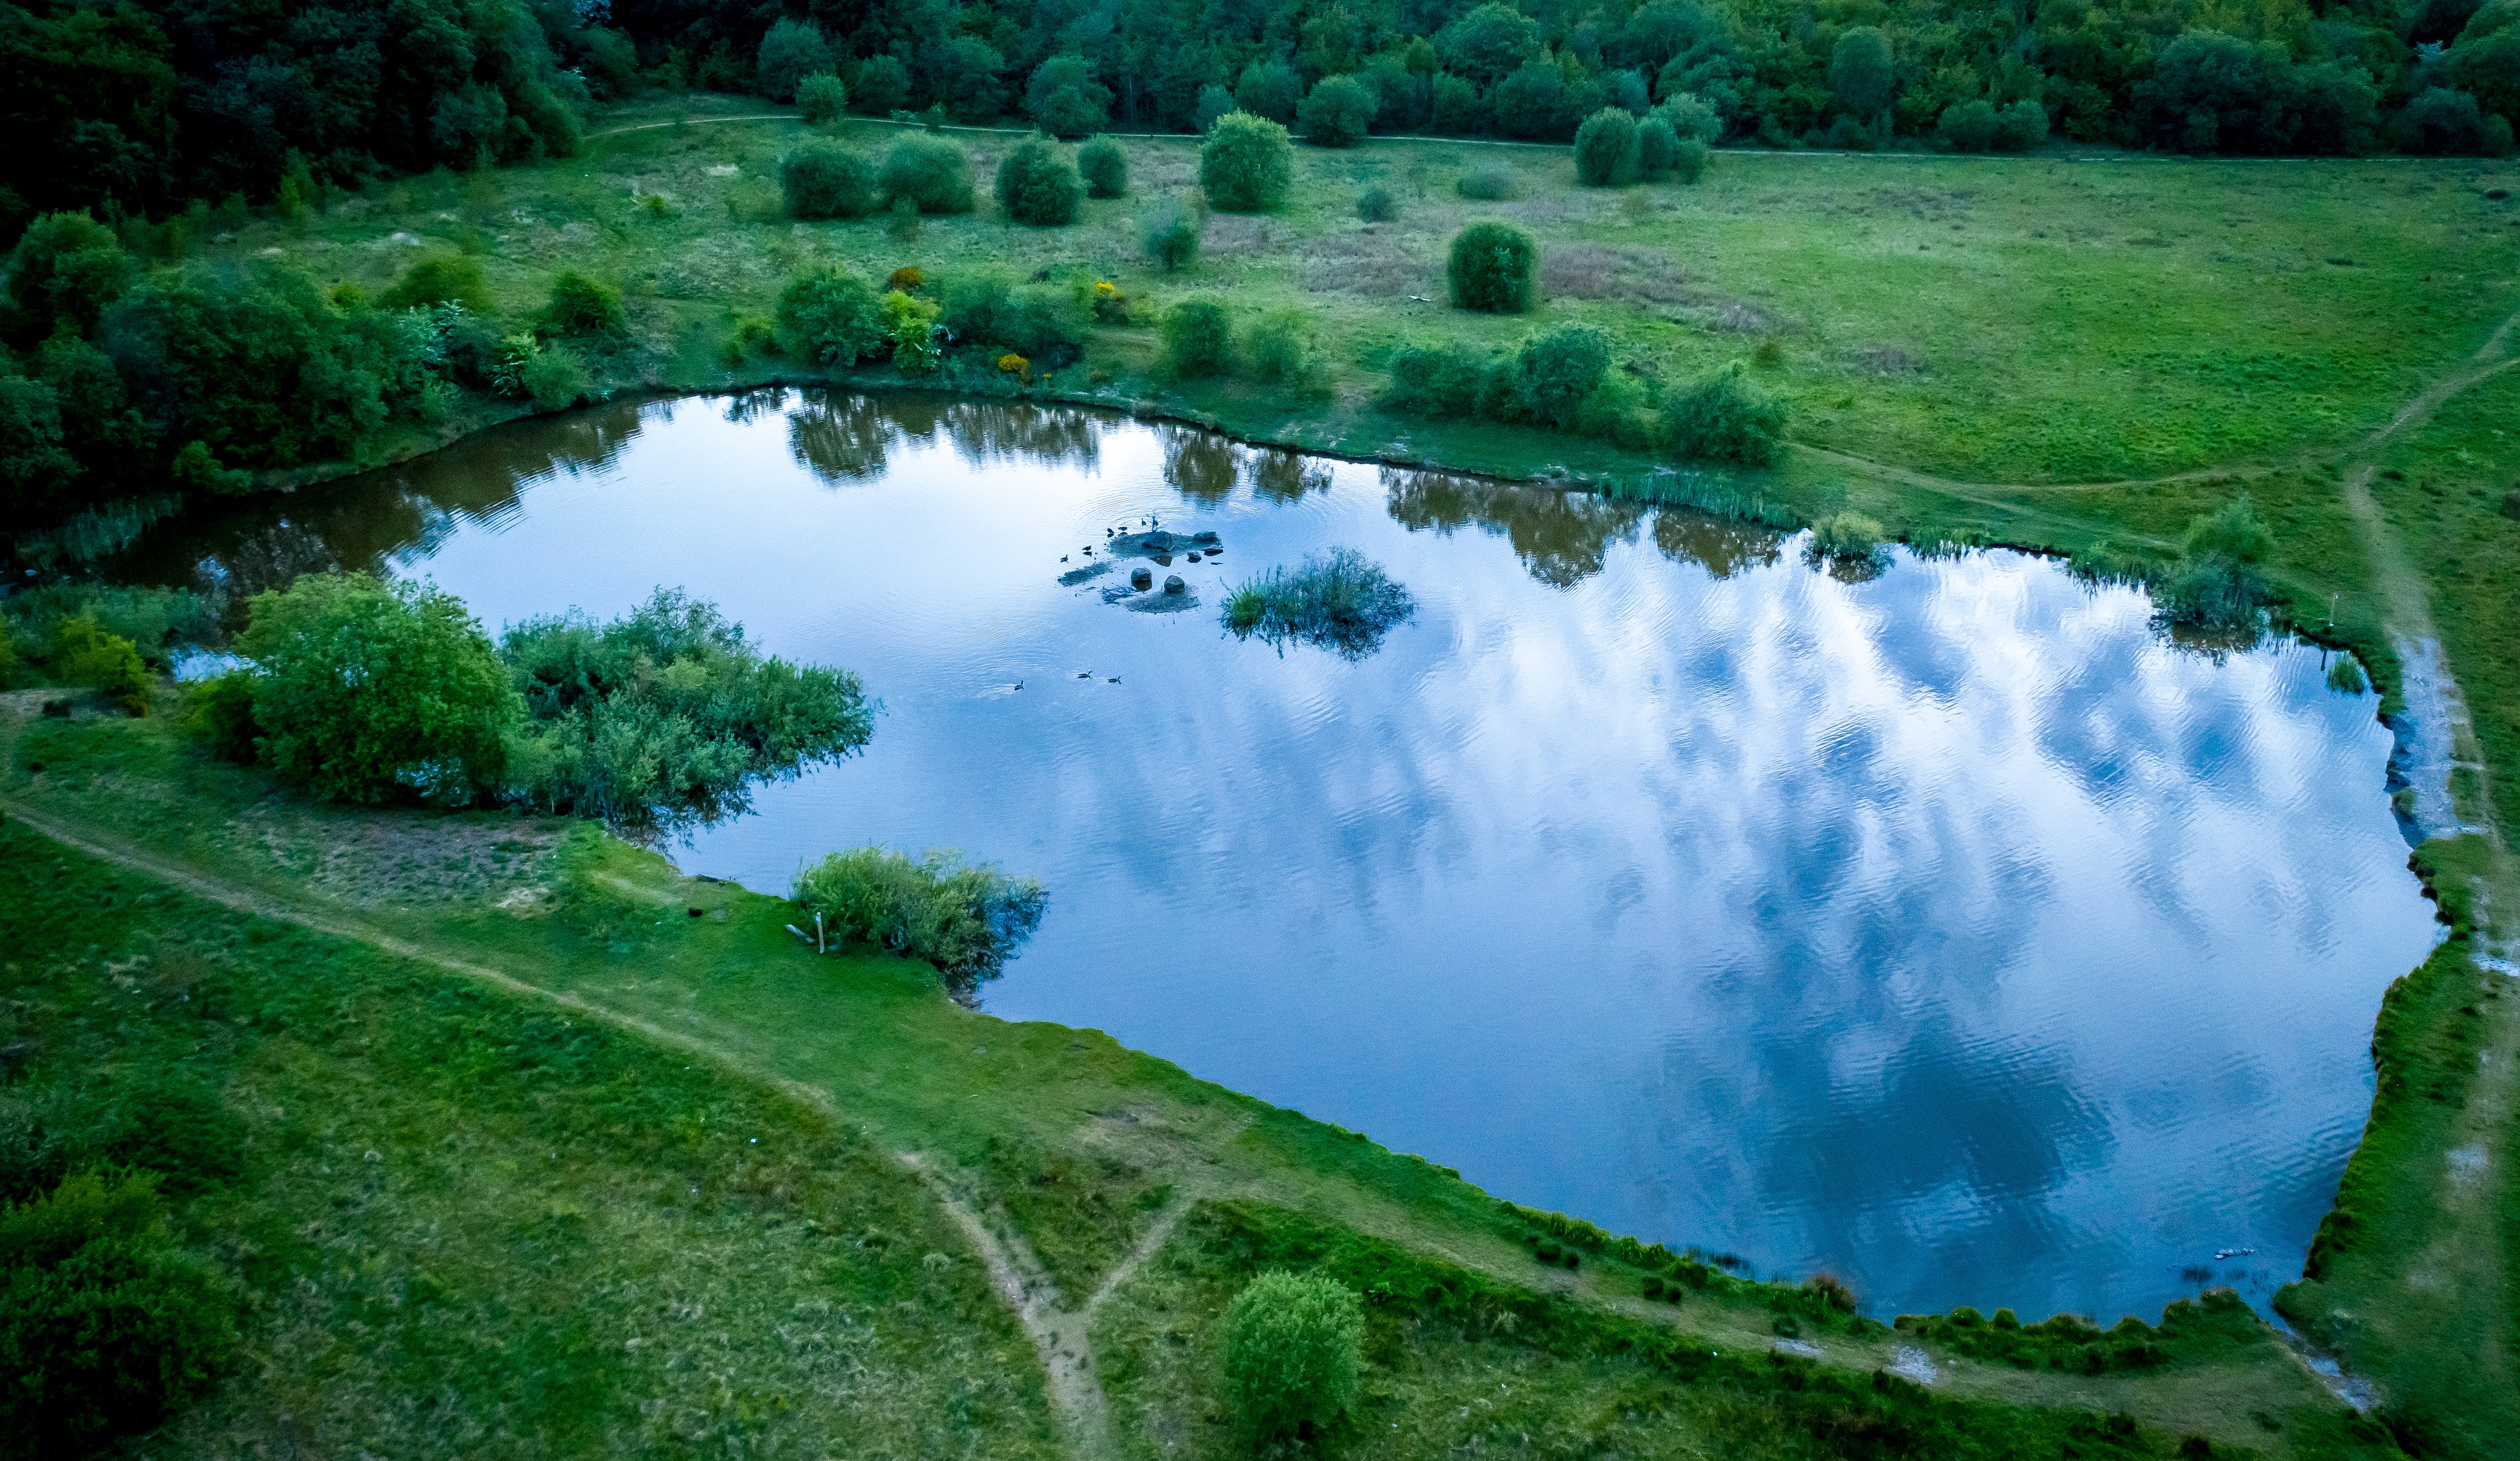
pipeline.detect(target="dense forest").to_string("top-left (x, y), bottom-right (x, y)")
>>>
top-left (3, 0), bottom-right (2514, 236)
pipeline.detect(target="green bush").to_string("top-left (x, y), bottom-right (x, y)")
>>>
top-left (508, 336), bottom-right (590, 410)
top-left (939, 273), bottom-right (1085, 365)
top-left (853, 54), bottom-right (911, 114)
top-left (1243, 308), bottom-right (1324, 389)
top-left (1235, 60), bottom-right (1305, 122)
top-left (1656, 93), bottom-right (1723, 142)
top-left (1077, 136), bottom-right (1127, 198)
top-left (1658, 361), bottom-right (1785, 465)
top-left (1455, 164), bottom-right (1515, 199)
top-left (1939, 98), bottom-right (2048, 152)
top-left (498, 588), bottom-right (874, 829)
top-left (1298, 75), bottom-right (1377, 147)
top-left (236, 572), bottom-right (515, 806)
top-left (1141, 201), bottom-right (1201, 272)
top-left (1673, 137), bottom-right (1710, 183)
top-left (1508, 323), bottom-right (1612, 429)
top-left (775, 265), bottom-right (886, 366)
top-left (53, 612), bottom-right (151, 715)
top-left (1446, 220), bottom-right (1537, 314)
top-left (183, 671), bottom-right (262, 763)
top-left (1028, 56), bottom-right (1112, 140)
top-left (1222, 548), bottom-right (1415, 660)
top-left (781, 141), bottom-right (878, 219)
top-left (1199, 111), bottom-right (1294, 212)
top-left (1574, 107), bottom-right (1639, 185)
top-left (0, 1172), bottom-right (236, 1459)
top-left (4, 212), bottom-right (133, 336)
top-left (1381, 340), bottom-right (1488, 416)
top-left (755, 17), bottom-right (833, 102)
top-left (1161, 296), bottom-right (1235, 378)
top-left (1220, 1271), bottom-right (1365, 1438)
top-left (881, 288), bottom-right (943, 372)
top-left (539, 269), bottom-right (625, 339)
top-left (879, 135), bottom-right (975, 215)
top-left (1636, 116), bottom-right (1679, 177)
top-left (995, 137), bottom-right (1084, 225)
top-left (790, 846), bottom-right (1046, 986)
top-left (1809, 512), bottom-right (1888, 566)
top-left (2158, 495), bottom-right (2273, 629)
top-left (797, 72), bottom-right (849, 124)
top-left (1356, 185), bottom-right (1396, 222)
top-left (377, 252), bottom-right (486, 311)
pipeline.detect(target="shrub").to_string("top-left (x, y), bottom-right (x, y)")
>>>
top-left (183, 671), bottom-right (261, 762)
top-left (1382, 340), bottom-right (1488, 416)
top-left (797, 73), bottom-right (849, 124)
top-left (1141, 201), bottom-right (1201, 272)
top-left (539, 269), bottom-right (626, 340)
top-left (1574, 107), bottom-right (1639, 185)
top-left (2327, 654), bottom-right (2371, 695)
top-left (0, 1173), bottom-right (236, 1458)
top-left (2182, 494), bottom-right (2273, 564)
top-left (1200, 111), bottom-right (1294, 212)
top-left (1636, 117), bottom-right (1679, 177)
top-left (1077, 136), bottom-right (1127, 198)
top-left (1244, 309), bottom-right (1322, 387)
top-left (995, 137), bottom-right (1084, 225)
top-left (1938, 100), bottom-right (2002, 152)
top-left (498, 335), bottom-right (590, 409)
top-left (1455, 164), bottom-right (1515, 199)
top-left (498, 588), bottom-right (873, 827)
top-left (3, 212), bottom-right (132, 336)
top-left (1446, 221), bottom-right (1537, 314)
top-left (1673, 137), bottom-right (1710, 183)
top-left (53, 612), bottom-right (150, 715)
top-left (854, 55), bottom-right (911, 114)
top-left (1655, 93), bottom-right (1723, 142)
top-left (1997, 99), bottom-right (2051, 150)
top-left (1161, 297), bottom-right (1234, 378)
top-left (1357, 185), bottom-right (1396, 222)
top-left (775, 265), bottom-right (886, 366)
top-left (1659, 361), bottom-right (1784, 465)
top-left (1028, 56), bottom-right (1112, 140)
top-left (379, 253), bottom-right (486, 311)
top-left (782, 141), bottom-right (878, 219)
top-left (237, 572), bottom-right (515, 805)
top-left (1221, 1271), bottom-right (1366, 1437)
top-left (791, 846), bottom-right (1046, 986)
top-left (1809, 512), bottom-right (1887, 567)
top-left (1298, 75), bottom-right (1378, 147)
top-left (887, 196), bottom-right (920, 242)
top-left (1235, 60), bottom-right (1305, 122)
top-left (881, 288), bottom-right (943, 372)
top-left (1510, 324), bottom-right (1612, 429)
top-left (2395, 87), bottom-right (2510, 154)
top-left (879, 135), bottom-right (976, 214)
top-left (888, 266), bottom-right (926, 294)
top-left (940, 273), bottom-right (1086, 365)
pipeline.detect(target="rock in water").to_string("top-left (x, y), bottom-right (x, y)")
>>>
top-left (1164, 575), bottom-right (1185, 594)
top-left (1130, 567), bottom-right (1153, 590)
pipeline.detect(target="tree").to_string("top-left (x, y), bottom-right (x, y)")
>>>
top-left (1078, 136), bottom-right (1127, 198)
top-left (1298, 75), bottom-right (1378, 146)
top-left (1658, 361), bottom-right (1783, 465)
top-left (1236, 60), bottom-right (1306, 122)
top-left (1026, 55), bottom-right (1111, 139)
top-left (1446, 221), bottom-right (1537, 314)
top-left (236, 572), bottom-right (516, 806)
top-left (1162, 297), bottom-right (1234, 377)
top-left (1829, 27), bottom-right (1896, 118)
top-left (798, 73), bottom-right (849, 124)
top-left (1193, 84), bottom-right (1238, 132)
top-left (879, 135), bottom-right (975, 214)
top-left (1142, 202), bottom-right (1201, 270)
top-left (1574, 107), bottom-right (1639, 184)
top-left (4, 212), bottom-right (133, 340)
top-left (1222, 1272), bottom-right (1364, 1439)
top-left (755, 19), bottom-right (833, 103)
top-left (782, 142), bottom-right (878, 219)
top-left (774, 266), bottom-right (886, 366)
top-left (854, 54), bottom-right (911, 114)
top-left (1200, 111), bottom-right (1294, 211)
top-left (1636, 115), bottom-right (1679, 176)
top-left (996, 137), bottom-right (1084, 225)
top-left (1439, 3), bottom-right (1541, 86)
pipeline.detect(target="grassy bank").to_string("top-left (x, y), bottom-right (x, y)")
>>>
top-left (0, 693), bottom-right (2394, 1458)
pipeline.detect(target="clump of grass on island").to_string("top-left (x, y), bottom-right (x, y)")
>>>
top-left (1221, 547), bottom-right (1415, 660)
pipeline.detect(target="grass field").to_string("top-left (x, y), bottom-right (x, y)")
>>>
top-left (15, 93), bottom-right (2520, 1458)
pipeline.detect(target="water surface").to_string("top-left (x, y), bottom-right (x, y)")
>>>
top-left (133, 392), bottom-right (2439, 1323)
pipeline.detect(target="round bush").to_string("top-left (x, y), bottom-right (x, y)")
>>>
top-left (1298, 75), bottom-right (1378, 148)
top-left (1200, 111), bottom-right (1294, 212)
top-left (1513, 323), bottom-right (1612, 429)
top-left (775, 265), bottom-right (886, 366)
top-left (797, 73), bottom-right (849, 124)
top-left (782, 141), bottom-right (878, 219)
top-left (1221, 1272), bottom-right (1364, 1439)
top-left (1357, 185), bottom-right (1396, 222)
top-left (880, 135), bottom-right (976, 215)
top-left (1937, 99), bottom-right (2002, 152)
top-left (1574, 107), bottom-right (1639, 186)
top-left (1659, 360), bottom-right (1785, 465)
top-left (1446, 221), bottom-right (1537, 314)
top-left (996, 137), bottom-right (1084, 225)
top-left (1078, 136), bottom-right (1127, 198)
top-left (1636, 116), bottom-right (1679, 177)
top-left (1161, 296), bottom-right (1234, 378)
top-left (541, 269), bottom-right (625, 338)
top-left (1673, 137), bottom-right (1710, 184)
top-left (1455, 163), bottom-right (1514, 200)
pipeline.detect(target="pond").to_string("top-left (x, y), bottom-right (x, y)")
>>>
top-left (129, 391), bottom-right (2441, 1325)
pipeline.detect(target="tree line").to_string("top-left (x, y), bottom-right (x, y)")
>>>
top-left (3, 0), bottom-right (2514, 243)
